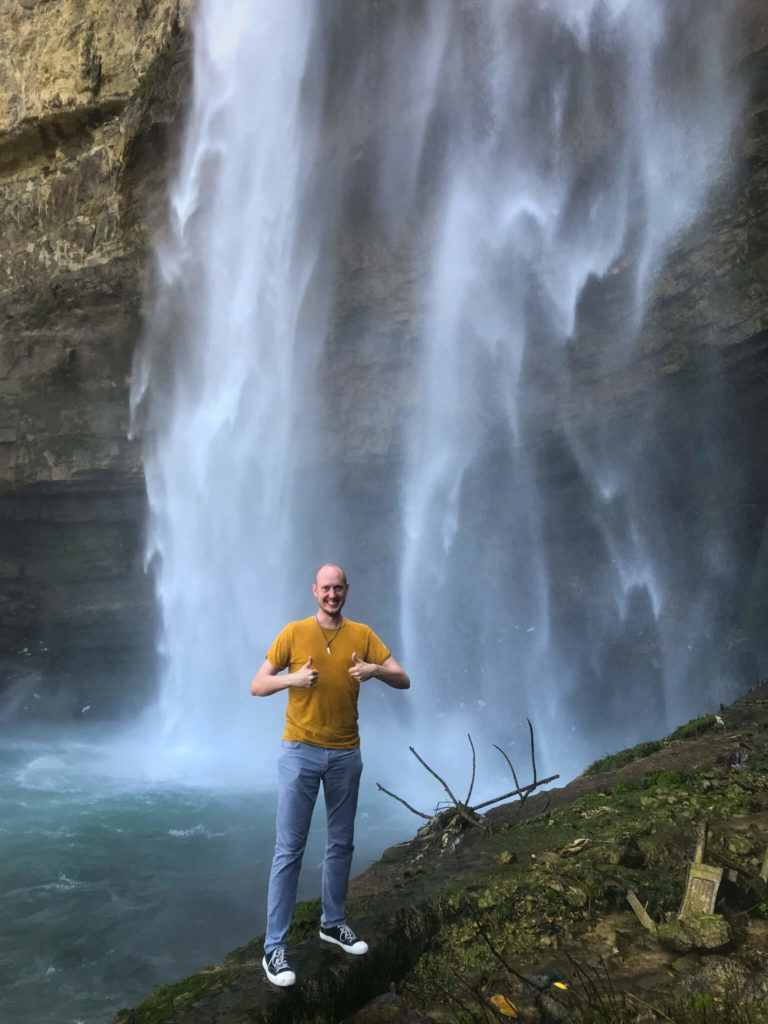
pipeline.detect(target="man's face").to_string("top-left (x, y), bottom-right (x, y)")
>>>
top-left (313, 566), bottom-right (349, 618)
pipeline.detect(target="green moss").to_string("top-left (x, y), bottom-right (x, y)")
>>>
top-left (284, 896), bottom-right (322, 944)
top-left (585, 739), bottom-right (662, 775)
top-left (111, 968), bottom-right (236, 1024)
top-left (665, 715), bottom-right (718, 742)
top-left (643, 769), bottom-right (688, 790)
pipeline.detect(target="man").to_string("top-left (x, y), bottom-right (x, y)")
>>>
top-left (250, 563), bottom-right (410, 987)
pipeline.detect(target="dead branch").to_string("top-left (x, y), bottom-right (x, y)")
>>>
top-left (470, 772), bottom-right (559, 811)
top-left (375, 782), bottom-right (432, 820)
top-left (409, 744), bottom-right (463, 807)
top-left (528, 717), bottom-right (538, 786)
top-left (493, 742), bottom-right (521, 793)
top-left (377, 722), bottom-right (559, 831)
top-left (464, 733), bottom-right (477, 807)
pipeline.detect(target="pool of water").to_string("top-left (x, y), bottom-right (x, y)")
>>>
top-left (0, 727), bottom-right (413, 1024)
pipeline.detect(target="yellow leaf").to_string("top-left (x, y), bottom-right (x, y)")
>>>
top-left (490, 994), bottom-right (518, 1017)
top-left (552, 981), bottom-right (568, 990)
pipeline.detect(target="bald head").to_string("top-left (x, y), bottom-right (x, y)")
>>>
top-left (314, 564), bottom-right (347, 585)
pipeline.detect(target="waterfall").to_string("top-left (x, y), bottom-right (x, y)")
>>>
top-left (133, 0), bottom-right (739, 788)
top-left (395, 0), bottom-right (739, 768)
top-left (130, 0), bottom-right (342, 779)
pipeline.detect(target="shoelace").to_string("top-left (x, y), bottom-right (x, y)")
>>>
top-left (338, 924), bottom-right (356, 943)
top-left (270, 946), bottom-right (290, 971)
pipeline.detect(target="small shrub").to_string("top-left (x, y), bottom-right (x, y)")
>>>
top-left (642, 769), bottom-right (687, 790)
top-left (585, 740), bottom-right (662, 775)
top-left (665, 715), bottom-right (718, 742)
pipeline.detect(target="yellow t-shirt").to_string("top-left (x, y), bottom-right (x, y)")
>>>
top-left (267, 617), bottom-right (390, 749)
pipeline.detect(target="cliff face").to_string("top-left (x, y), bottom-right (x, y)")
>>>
top-left (0, 1), bottom-right (767, 717)
top-left (0, 0), bottom-right (192, 715)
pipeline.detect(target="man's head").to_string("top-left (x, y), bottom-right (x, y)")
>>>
top-left (313, 564), bottom-right (349, 620)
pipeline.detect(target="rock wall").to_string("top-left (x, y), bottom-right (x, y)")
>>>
top-left (0, 0), bottom-right (193, 715)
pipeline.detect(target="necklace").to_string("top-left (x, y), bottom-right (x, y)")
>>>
top-left (314, 616), bottom-right (344, 654)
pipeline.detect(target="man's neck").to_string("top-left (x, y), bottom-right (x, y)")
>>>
top-left (315, 611), bottom-right (343, 629)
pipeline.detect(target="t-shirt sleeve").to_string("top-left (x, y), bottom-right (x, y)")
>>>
top-left (266, 625), bottom-right (293, 671)
top-left (365, 628), bottom-right (391, 666)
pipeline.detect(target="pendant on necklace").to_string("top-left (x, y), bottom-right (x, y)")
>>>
top-left (326, 644), bottom-right (331, 654)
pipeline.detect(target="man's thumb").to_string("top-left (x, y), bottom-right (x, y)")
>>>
top-left (351, 651), bottom-right (359, 663)
top-left (305, 656), bottom-right (313, 667)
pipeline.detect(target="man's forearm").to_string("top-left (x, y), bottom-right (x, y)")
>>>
top-left (250, 657), bottom-right (318, 696)
top-left (250, 672), bottom-right (290, 696)
top-left (373, 662), bottom-right (410, 689)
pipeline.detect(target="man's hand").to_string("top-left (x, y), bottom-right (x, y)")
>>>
top-left (349, 652), bottom-right (376, 682)
top-left (291, 656), bottom-right (318, 689)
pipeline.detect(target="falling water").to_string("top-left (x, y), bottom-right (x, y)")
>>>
top-left (131, 0), bottom-right (343, 780)
top-left (133, 0), bottom-right (741, 788)
top-left (395, 0), bottom-right (740, 767)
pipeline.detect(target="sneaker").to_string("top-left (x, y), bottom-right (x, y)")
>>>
top-left (262, 945), bottom-right (296, 987)
top-left (319, 923), bottom-right (369, 955)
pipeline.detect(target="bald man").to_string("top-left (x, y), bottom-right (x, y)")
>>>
top-left (251, 564), bottom-right (409, 987)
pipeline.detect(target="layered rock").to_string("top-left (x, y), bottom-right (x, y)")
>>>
top-left (0, 0), bottom-right (192, 715)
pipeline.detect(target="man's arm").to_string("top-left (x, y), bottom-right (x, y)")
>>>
top-left (349, 653), bottom-right (410, 690)
top-left (250, 657), bottom-right (318, 696)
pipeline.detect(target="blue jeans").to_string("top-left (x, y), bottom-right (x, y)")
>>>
top-left (264, 740), bottom-right (363, 953)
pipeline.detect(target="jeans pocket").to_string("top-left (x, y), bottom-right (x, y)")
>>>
top-left (281, 740), bottom-right (303, 750)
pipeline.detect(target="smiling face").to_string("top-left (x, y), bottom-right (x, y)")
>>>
top-left (313, 564), bottom-right (349, 624)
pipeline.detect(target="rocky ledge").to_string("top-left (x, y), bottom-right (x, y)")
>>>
top-left (0, 0), bottom-right (194, 706)
top-left (111, 683), bottom-right (768, 1024)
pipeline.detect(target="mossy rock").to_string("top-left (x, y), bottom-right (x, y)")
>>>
top-left (658, 913), bottom-right (732, 953)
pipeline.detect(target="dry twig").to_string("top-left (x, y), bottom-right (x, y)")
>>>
top-left (376, 722), bottom-right (559, 831)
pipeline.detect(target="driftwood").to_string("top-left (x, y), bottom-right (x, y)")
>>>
top-left (626, 890), bottom-right (658, 934)
top-left (376, 719), bottom-right (559, 832)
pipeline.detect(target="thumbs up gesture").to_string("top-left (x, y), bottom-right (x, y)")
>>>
top-left (292, 656), bottom-right (318, 689)
top-left (348, 652), bottom-right (374, 682)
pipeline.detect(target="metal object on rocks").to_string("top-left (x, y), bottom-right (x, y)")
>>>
top-left (679, 822), bottom-right (723, 920)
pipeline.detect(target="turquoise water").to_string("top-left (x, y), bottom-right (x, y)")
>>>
top-left (0, 728), bottom-right (411, 1024)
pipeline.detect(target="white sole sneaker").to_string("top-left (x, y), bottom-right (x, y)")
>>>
top-left (319, 927), bottom-right (369, 955)
top-left (262, 953), bottom-right (296, 987)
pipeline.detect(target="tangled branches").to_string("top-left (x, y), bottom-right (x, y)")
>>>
top-left (376, 720), bottom-right (559, 832)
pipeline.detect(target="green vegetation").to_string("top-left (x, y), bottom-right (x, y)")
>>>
top-left (665, 714), bottom-right (719, 742)
top-left (642, 768), bottom-right (688, 789)
top-left (585, 739), bottom-right (662, 775)
top-left (111, 968), bottom-right (236, 1024)
top-left (285, 896), bottom-right (322, 944)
